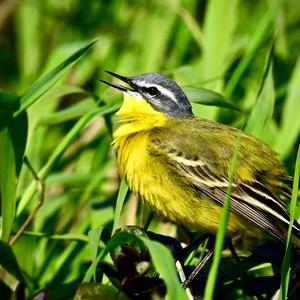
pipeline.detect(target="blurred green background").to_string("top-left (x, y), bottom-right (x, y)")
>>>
top-left (0, 0), bottom-right (300, 299)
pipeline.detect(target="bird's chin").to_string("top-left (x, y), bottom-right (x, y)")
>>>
top-left (116, 92), bottom-right (144, 117)
top-left (116, 92), bottom-right (159, 119)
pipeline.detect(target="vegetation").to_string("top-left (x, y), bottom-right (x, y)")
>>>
top-left (0, 0), bottom-right (299, 299)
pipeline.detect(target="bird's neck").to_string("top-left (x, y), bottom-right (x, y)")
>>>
top-left (113, 93), bottom-right (167, 143)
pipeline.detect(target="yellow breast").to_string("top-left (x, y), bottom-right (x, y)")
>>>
top-left (112, 92), bottom-right (167, 195)
top-left (113, 130), bottom-right (195, 223)
top-left (112, 93), bottom-right (198, 224)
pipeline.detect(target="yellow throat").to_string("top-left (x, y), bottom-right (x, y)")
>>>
top-left (113, 92), bottom-right (167, 139)
top-left (112, 92), bottom-right (167, 182)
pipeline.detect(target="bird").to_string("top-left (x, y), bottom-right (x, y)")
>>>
top-left (100, 71), bottom-right (300, 247)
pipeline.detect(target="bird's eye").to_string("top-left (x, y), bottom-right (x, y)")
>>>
top-left (146, 87), bottom-right (160, 97)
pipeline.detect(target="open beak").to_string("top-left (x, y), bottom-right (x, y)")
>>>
top-left (100, 71), bottom-right (138, 93)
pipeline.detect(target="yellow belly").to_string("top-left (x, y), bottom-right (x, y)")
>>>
top-left (114, 131), bottom-right (249, 235)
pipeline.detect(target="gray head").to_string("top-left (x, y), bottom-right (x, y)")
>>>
top-left (101, 71), bottom-right (193, 117)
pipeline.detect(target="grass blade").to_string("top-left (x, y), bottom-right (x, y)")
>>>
top-left (224, 0), bottom-right (285, 98)
top-left (0, 127), bottom-right (17, 242)
top-left (0, 241), bottom-right (28, 285)
top-left (245, 42), bottom-right (275, 140)
top-left (0, 92), bottom-right (20, 130)
top-left (141, 238), bottom-right (188, 300)
top-left (199, 0), bottom-right (239, 120)
top-left (82, 228), bottom-right (104, 283)
top-left (279, 145), bottom-right (300, 299)
top-left (16, 103), bottom-right (119, 216)
top-left (38, 99), bottom-right (95, 125)
top-left (88, 228), bottom-right (103, 282)
top-left (13, 40), bottom-right (96, 118)
top-left (275, 57), bottom-right (300, 159)
top-left (184, 87), bottom-right (242, 112)
top-left (112, 179), bottom-right (129, 234)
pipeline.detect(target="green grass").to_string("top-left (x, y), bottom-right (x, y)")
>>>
top-left (0, 0), bottom-right (299, 299)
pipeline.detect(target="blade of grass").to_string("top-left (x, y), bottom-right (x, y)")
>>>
top-left (137, 3), bottom-right (176, 72)
top-left (142, 238), bottom-right (188, 300)
top-left (0, 127), bottom-right (17, 242)
top-left (38, 99), bottom-right (95, 125)
top-left (279, 144), bottom-right (300, 299)
top-left (166, 0), bottom-right (203, 50)
top-left (88, 228), bottom-right (103, 282)
top-left (202, 0), bottom-right (239, 88)
top-left (0, 93), bottom-right (28, 242)
top-left (245, 41), bottom-right (275, 140)
top-left (275, 56), bottom-right (300, 159)
top-left (184, 87), bottom-right (242, 112)
top-left (9, 112), bottom-right (28, 175)
top-left (0, 92), bottom-right (20, 130)
top-left (112, 179), bottom-right (129, 234)
top-left (203, 134), bottom-right (241, 300)
top-left (198, 0), bottom-right (239, 120)
top-left (22, 231), bottom-right (89, 242)
top-left (40, 221), bottom-right (89, 286)
top-left (224, 0), bottom-right (285, 98)
top-left (165, 0), bottom-right (197, 68)
top-left (16, 0), bottom-right (41, 85)
top-left (0, 241), bottom-right (30, 286)
top-left (13, 40), bottom-right (97, 118)
top-left (16, 103), bottom-right (119, 216)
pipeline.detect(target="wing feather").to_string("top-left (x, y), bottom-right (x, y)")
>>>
top-left (148, 131), bottom-right (300, 242)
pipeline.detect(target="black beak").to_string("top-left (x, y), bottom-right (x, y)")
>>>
top-left (100, 71), bottom-right (137, 92)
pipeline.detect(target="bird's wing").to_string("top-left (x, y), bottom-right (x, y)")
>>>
top-left (148, 124), bottom-right (299, 243)
top-left (175, 161), bottom-right (292, 243)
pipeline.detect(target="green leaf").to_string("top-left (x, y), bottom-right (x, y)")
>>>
top-left (275, 56), bottom-right (300, 159)
top-left (0, 126), bottom-right (17, 242)
top-left (112, 179), bottom-right (129, 234)
top-left (245, 43), bottom-right (275, 140)
top-left (16, 0), bottom-right (41, 84)
top-left (0, 92), bottom-right (20, 130)
top-left (9, 112), bottom-right (28, 175)
top-left (0, 92), bottom-right (28, 242)
top-left (0, 241), bottom-right (27, 284)
top-left (224, 0), bottom-right (285, 98)
top-left (279, 145), bottom-right (300, 299)
top-left (13, 40), bottom-right (97, 118)
top-left (42, 221), bottom-right (90, 285)
top-left (22, 231), bottom-right (89, 242)
top-left (184, 87), bottom-right (242, 111)
top-left (88, 228), bottom-right (103, 282)
top-left (141, 238), bottom-right (188, 300)
top-left (38, 98), bottom-right (95, 125)
top-left (199, 0), bottom-right (239, 120)
top-left (0, 91), bottom-right (28, 174)
top-left (16, 103), bottom-right (119, 216)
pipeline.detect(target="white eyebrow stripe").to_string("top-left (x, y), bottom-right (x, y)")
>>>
top-left (136, 80), bottom-right (178, 103)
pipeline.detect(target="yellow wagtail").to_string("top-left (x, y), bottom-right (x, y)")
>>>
top-left (101, 71), bottom-right (300, 246)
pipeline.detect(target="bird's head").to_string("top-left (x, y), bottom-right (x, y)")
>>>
top-left (101, 71), bottom-right (193, 117)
